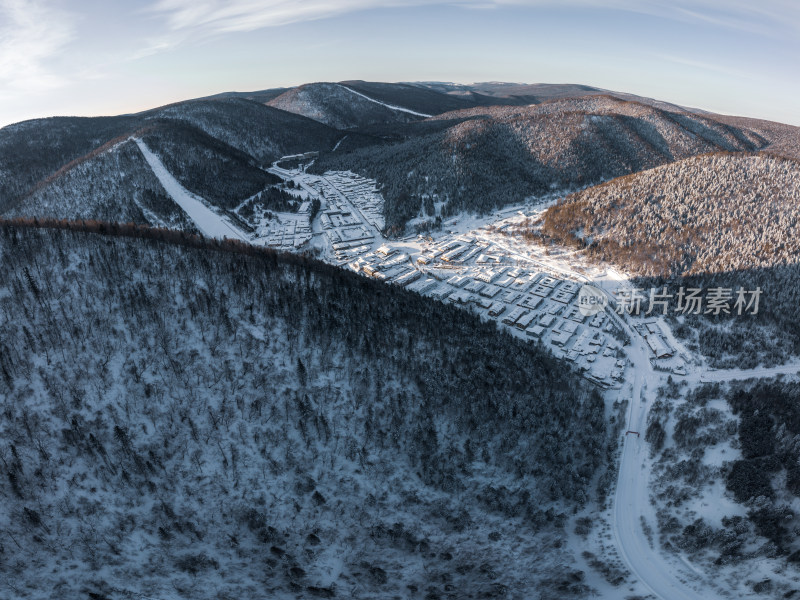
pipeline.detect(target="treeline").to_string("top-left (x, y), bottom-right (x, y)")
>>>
top-left (239, 187), bottom-right (301, 218)
top-left (0, 221), bottom-right (613, 599)
top-left (141, 122), bottom-right (277, 209)
top-left (312, 96), bottom-right (769, 233)
top-left (4, 139), bottom-right (196, 232)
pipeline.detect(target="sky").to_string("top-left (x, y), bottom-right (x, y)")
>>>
top-left (0, 0), bottom-right (798, 128)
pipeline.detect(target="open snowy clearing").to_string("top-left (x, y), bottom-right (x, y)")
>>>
top-left (339, 85), bottom-right (432, 117)
top-left (135, 138), bottom-right (250, 242)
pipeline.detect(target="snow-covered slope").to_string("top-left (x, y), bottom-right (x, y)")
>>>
top-left (0, 223), bottom-right (614, 599)
top-left (312, 94), bottom-right (776, 230)
top-left (135, 138), bottom-right (249, 240)
top-left (144, 97), bottom-right (342, 162)
top-left (268, 82), bottom-right (427, 129)
top-left (6, 138), bottom-right (193, 231)
top-left (339, 85), bottom-right (431, 117)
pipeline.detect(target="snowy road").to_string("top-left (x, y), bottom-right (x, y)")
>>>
top-left (135, 139), bottom-right (250, 242)
top-left (612, 337), bottom-right (726, 600)
top-left (694, 362), bottom-right (800, 382)
top-left (612, 322), bottom-right (800, 599)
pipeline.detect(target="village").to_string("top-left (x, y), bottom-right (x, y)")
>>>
top-left (244, 201), bottom-right (315, 250)
top-left (256, 165), bottom-right (387, 261)
top-left (348, 236), bottom-right (636, 388)
top-left (248, 160), bottom-right (686, 387)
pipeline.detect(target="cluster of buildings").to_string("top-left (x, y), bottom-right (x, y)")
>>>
top-left (347, 245), bottom-right (417, 284)
top-left (285, 172), bottom-right (387, 262)
top-left (416, 235), bottom-right (492, 266)
top-left (437, 266), bottom-right (626, 386)
top-left (349, 236), bottom-right (628, 388)
top-left (633, 321), bottom-right (675, 360)
top-left (244, 199), bottom-right (314, 250)
top-left (249, 164), bottom-right (688, 387)
top-left (322, 171), bottom-right (385, 231)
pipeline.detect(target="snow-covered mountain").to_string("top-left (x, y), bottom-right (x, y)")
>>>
top-left (0, 98), bottom-right (341, 219)
top-left (0, 222), bottom-right (612, 599)
top-left (312, 94), bottom-right (791, 231)
top-left (267, 82), bottom-right (430, 129)
top-left (3, 80), bottom-right (800, 600)
top-left (3, 82), bottom-right (797, 233)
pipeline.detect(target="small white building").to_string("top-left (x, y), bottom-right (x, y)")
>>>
top-left (526, 325), bottom-right (545, 339)
top-left (488, 302), bottom-right (506, 317)
top-left (503, 307), bottom-right (529, 326)
top-left (515, 312), bottom-right (537, 330)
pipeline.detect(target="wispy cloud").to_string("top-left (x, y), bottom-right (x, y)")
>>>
top-left (502, 0), bottom-right (799, 35)
top-left (654, 53), bottom-right (755, 80)
top-left (147, 0), bottom-right (428, 33)
top-left (142, 0), bottom-right (799, 45)
top-left (0, 0), bottom-right (75, 97)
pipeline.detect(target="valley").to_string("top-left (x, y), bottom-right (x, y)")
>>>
top-left (2, 79), bottom-right (800, 599)
top-left (128, 134), bottom-right (800, 598)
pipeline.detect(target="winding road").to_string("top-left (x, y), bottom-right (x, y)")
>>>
top-left (610, 313), bottom-right (799, 599)
top-left (611, 332), bottom-right (722, 600)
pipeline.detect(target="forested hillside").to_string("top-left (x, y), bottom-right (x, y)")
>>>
top-left (0, 222), bottom-right (614, 599)
top-left (538, 152), bottom-right (800, 367)
top-left (0, 98), bottom-right (341, 220)
top-left (340, 81), bottom-right (480, 115)
top-left (5, 139), bottom-right (194, 230)
top-left (541, 153), bottom-right (800, 277)
top-left (2, 118), bottom-right (280, 225)
top-left (146, 98), bottom-right (342, 162)
top-left (139, 123), bottom-right (279, 209)
top-left (416, 82), bottom-right (605, 105)
top-left (268, 83), bottom-right (423, 129)
top-left (0, 116), bottom-right (139, 213)
top-left (4, 88), bottom-right (794, 238)
top-left (311, 96), bottom-right (772, 232)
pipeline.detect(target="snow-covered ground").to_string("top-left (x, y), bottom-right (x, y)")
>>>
top-left (134, 139), bottom-right (249, 242)
top-left (135, 147), bottom-right (800, 599)
top-left (339, 85), bottom-right (432, 118)
top-left (693, 362), bottom-right (800, 382)
top-left (613, 340), bottom-right (726, 600)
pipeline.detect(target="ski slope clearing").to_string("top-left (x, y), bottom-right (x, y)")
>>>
top-left (135, 138), bottom-right (249, 242)
top-left (340, 85), bottom-right (432, 117)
